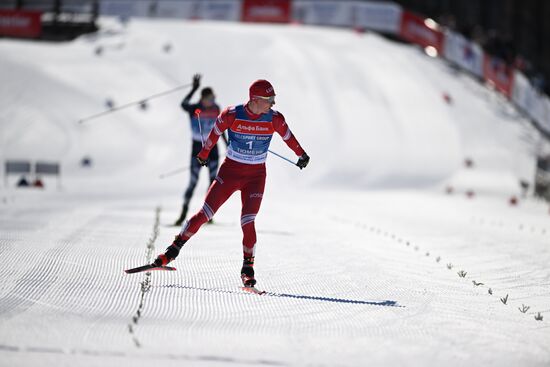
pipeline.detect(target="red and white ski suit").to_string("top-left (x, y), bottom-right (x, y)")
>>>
top-left (179, 103), bottom-right (305, 257)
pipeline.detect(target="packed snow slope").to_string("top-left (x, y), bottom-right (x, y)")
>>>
top-left (0, 18), bottom-right (538, 191)
top-left (1, 18), bottom-right (549, 367)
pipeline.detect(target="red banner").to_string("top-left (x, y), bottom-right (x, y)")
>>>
top-left (0, 10), bottom-right (42, 38)
top-left (399, 11), bottom-right (444, 53)
top-left (242, 0), bottom-right (291, 23)
top-left (483, 54), bottom-right (514, 98)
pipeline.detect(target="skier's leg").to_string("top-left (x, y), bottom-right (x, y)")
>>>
top-left (183, 157), bottom-right (201, 205)
top-left (205, 146), bottom-right (220, 224)
top-left (180, 174), bottom-right (236, 239)
top-left (239, 173), bottom-right (266, 287)
top-left (240, 175), bottom-right (266, 258)
top-left (175, 145), bottom-right (202, 226)
top-left (181, 156), bottom-right (242, 240)
top-left (154, 176), bottom-right (237, 267)
top-left (156, 157), bottom-right (239, 266)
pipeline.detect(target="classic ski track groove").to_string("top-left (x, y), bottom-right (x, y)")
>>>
top-left (127, 206), bottom-right (161, 348)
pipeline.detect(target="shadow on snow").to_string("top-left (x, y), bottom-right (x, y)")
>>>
top-left (158, 284), bottom-right (403, 307)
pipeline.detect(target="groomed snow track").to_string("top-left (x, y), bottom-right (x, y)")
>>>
top-left (1, 189), bottom-right (549, 367)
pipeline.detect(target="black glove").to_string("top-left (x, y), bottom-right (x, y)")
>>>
top-left (192, 73), bottom-right (201, 90)
top-left (196, 156), bottom-right (208, 167)
top-left (297, 153), bottom-right (310, 170)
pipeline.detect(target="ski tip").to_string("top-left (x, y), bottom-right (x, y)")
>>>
top-left (124, 265), bottom-right (177, 274)
top-left (160, 266), bottom-right (177, 271)
top-left (241, 286), bottom-right (266, 295)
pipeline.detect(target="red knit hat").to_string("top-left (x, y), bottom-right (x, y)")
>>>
top-left (249, 79), bottom-right (275, 99)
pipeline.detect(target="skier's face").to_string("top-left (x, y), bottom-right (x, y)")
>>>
top-left (254, 96), bottom-right (275, 114)
top-left (201, 94), bottom-right (215, 108)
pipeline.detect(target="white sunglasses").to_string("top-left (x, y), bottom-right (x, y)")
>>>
top-left (254, 95), bottom-right (275, 103)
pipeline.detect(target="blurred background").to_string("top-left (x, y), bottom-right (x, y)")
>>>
top-left (1, 2), bottom-right (550, 366)
top-left (397, 0), bottom-right (550, 96)
top-left (1, 0), bottom-right (549, 199)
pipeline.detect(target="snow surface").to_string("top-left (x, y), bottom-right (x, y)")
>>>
top-left (0, 18), bottom-right (549, 367)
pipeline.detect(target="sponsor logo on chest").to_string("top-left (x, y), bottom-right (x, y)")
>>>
top-left (231, 119), bottom-right (274, 135)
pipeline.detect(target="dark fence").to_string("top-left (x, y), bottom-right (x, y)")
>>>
top-left (393, 0), bottom-right (550, 97)
top-left (4, 160), bottom-right (61, 188)
top-left (0, 0), bottom-right (98, 39)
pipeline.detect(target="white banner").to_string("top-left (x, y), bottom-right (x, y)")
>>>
top-left (443, 30), bottom-right (483, 78)
top-left (542, 97), bottom-right (550, 133)
top-left (512, 71), bottom-right (535, 112)
top-left (531, 94), bottom-right (550, 132)
top-left (353, 2), bottom-right (402, 34)
top-left (513, 71), bottom-right (550, 134)
top-left (293, 1), bottom-right (355, 27)
top-left (154, 1), bottom-right (196, 19)
top-left (100, 1), bottom-right (153, 18)
top-left (194, 0), bottom-right (241, 21)
top-left (100, 1), bottom-right (241, 21)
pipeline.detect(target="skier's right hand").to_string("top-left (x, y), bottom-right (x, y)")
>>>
top-left (192, 74), bottom-right (201, 89)
top-left (297, 153), bottom-right (310, 170)
top-left (196, 155), bottom-right (208, 167)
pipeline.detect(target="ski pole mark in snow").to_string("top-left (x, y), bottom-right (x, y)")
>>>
top-left (159, 284), bottom-right (402, 307)
top-left (339, 216), bottom-right (548, 323)
top-left (470, 216), bottom-right (550, 237)
top-left (127, 206), bottom-right (161, 348)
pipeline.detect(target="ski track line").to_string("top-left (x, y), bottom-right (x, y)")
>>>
top-left (127, 206), bottom-right (160, 348)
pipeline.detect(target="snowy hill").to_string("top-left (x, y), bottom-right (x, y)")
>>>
top-left (0, 18), bottom-right (537, 190)
top-left (0, 18), bottom-right (548, 367)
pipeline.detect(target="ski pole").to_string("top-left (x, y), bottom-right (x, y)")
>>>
top-left (78, 82), bottom-right (193, 124)
top-left (268, 149), bottom-right (299, 168)
top-left (195, 108), bottom-right (205, 147)
top-left (158, 165), bottom-right (190, 179)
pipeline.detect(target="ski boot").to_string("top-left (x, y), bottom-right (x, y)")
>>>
top-left (153, 235), bottom-right (187, 267)
top-left (240, 256), bottom-right (256, 287)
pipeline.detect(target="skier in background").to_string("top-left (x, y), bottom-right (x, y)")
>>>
top-left (174, 74), bottom-right (228, 226)
top-left (155, 79), bottom-right (310, 288)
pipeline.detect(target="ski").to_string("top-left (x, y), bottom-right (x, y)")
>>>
top-left (241, 286), bottom-right (266, 295)
top-left (124, 264), bottom-right (176, 274)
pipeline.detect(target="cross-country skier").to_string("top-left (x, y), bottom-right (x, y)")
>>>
top-left (173, 74), bottom-right (228, 226)
top-left (155, 79), bottom-right (310, 288)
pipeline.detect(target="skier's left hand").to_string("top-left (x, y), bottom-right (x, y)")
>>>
top-left (297, 153), bottom-right (310, 170)
top-left (192, 74), bottom-right (201, 90)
